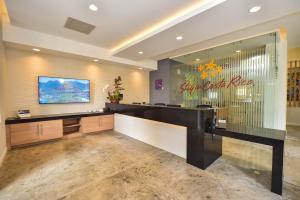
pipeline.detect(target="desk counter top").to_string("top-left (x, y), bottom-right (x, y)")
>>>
top-left (216, 123), bottom-right (286, 141)
top-left (5, 111), bottom-right (114, 125)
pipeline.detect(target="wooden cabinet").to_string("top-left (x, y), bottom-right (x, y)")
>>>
top-left (9, 122), bottom-right (40, 146)
top-left (7, 120), bottom-right (63, 147)
top-left (81, 115), bottom-right (114, 133)
top-left (6, 114), bottom-right (114, 148)
top-left (80, 116), bottom-right (101, 133)
top-left (100, 115), bottom-right (114, 131)
top-left (39, 120), bottom-right (63, 141)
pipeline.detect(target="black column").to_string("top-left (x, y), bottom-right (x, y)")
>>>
top-left (271, 140), bottom-right (284, 195)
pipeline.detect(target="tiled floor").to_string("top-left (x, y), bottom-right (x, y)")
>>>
top-left (0, 128), bottom-right (299, 200)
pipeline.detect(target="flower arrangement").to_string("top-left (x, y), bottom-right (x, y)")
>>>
top-left (104, 76), bottom-right (124, 104)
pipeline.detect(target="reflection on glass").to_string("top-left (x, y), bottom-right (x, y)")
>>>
top-left (169, 33), bottom-right (279, 129)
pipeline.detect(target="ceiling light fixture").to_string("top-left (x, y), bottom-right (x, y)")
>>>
top-left (249, 6), bottom-right (261, 13)
top-left (138, 67), bottom-right (143, 70)
top-left (89, 4), bottom-right (98, 11)
top-left (138, 51), bottom-right (144, 55)
top-left (236, 50), bottom-right (241, 53)
top-left (176, 36), bottom-right (183, 40)
top-left (93, 59), bottom-right (99, 62)
top-left (32, 48), bottom-right (40, 52)
top-left (196, 58), bottom-right (200, 61)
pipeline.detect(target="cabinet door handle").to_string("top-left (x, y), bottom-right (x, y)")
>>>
top-left (99, 118), bottom-right (101, 127)
top-left (37, 124), bottom-right (40, 135)
top-left (41, 124), bottom-right (43, 135)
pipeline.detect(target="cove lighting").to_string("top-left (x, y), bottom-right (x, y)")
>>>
top-left (33, 48), bottom-right (40, 52)
top-left (176, 36), bottom-right (183, 40)
top-left (249, 6), bottom-right (261, 13)
top-left (138, 51), bottom-right (144, 55)
top-left (111, 0), bottom-right (227, 53)
top-left (89, 4), bottom-right (98, 11)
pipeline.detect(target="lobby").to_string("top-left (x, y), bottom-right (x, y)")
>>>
top-left (0, 0), bottom-right (300, 199)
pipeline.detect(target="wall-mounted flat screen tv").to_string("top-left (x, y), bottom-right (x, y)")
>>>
top-left (38, 76), bottom-right (90, 104)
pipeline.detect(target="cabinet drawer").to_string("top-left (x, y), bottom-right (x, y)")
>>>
top-left (9, 122), bottom-right (40, 146)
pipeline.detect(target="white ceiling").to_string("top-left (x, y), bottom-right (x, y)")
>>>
top-left (5, 0), bottom-right (202, 49)
top-left (114, 0), bottom-right (300, 60)
top-left (4, 0), bottom-right (300, 64)
top-left (154, 12), bottom-right (300, 61)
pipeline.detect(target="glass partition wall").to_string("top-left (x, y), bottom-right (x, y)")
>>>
top-left (170, 33), bottom-right (279, 129)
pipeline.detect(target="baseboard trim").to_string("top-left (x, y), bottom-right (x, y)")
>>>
top-left (0, 147), bottom-right (7, 166)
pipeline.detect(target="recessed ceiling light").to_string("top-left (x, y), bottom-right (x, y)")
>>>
top-left (138, 51), bottom-right (143, 55)
top-left (176, 36), bottom-right (183, 40)
top-left (89, 4), bottom-right (98, 11)
top-left (249, 6), bottom-right (261, 13)
top-left (196, 58), bottom-right (200, 61)
top-left (138, 67), bottom-right (143, 70)
top-left (93, 59), bottom-right (99, 62)
top-left (236, 50), bottom-right (241, 53)
top-left (32, 48), bottom-right (40, 52)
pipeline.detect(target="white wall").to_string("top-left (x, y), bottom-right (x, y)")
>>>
top-left (0, 9), bottom-right (7, 164)
top-left (114, 114), bottom-right (187, 159)
top-left (5, 48), bottom-right (150, 117)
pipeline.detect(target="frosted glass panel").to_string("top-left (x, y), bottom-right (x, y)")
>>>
top-left (170, 33), bottom-right (278, 128)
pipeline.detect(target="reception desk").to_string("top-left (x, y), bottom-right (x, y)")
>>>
top-left (105, 103), bottom-right (222, 169)
top-left (105, 103), bottom-right (285, 195)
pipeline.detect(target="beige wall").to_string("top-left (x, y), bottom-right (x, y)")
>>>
top-left (0, 9), bottom-right (7, 162)
top-left (287, 48), bottom-right (300, 126)
top-left (288, 48), bottom-right (300, 61)
top-left (5, 48), bottom-right (149, 117)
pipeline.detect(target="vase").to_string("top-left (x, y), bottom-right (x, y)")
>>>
top-left (110, 99), bottom-right (119, 104)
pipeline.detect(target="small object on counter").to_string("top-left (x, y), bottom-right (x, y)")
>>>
top-left (17, 110), bottom-right (31, 118)
top-left (217, 119), bottom-right (227, 129)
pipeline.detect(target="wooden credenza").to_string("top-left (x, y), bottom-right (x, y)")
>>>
top-left (6, 113), bottom-right (115, 148)
top-left (7, 120), bottom-right (63, 147)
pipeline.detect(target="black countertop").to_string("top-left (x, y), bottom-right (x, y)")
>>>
top-left (216, 123), bottom-right (286, 141)
top-left (5, 103), bottom-right (212, 125)
top-left (5, 111), bottom-right (114, 125)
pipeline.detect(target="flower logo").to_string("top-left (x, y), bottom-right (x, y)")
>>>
top-left (197, 60), bottom-right (222, 80)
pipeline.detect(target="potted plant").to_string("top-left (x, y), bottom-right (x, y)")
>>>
top-left (106, 76), bottom-right (124, 104)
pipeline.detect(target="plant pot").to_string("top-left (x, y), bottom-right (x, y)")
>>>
top-left (110, 99), bottom-right (120, 104)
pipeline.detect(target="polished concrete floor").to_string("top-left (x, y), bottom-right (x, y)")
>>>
top-left (0, 128), bottom-right (299, 200)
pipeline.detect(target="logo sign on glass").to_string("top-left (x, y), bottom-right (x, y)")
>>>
top-left (179, 60), bottom-right (254, 97)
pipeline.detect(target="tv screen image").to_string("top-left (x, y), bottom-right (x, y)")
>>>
top-left (38, 76), bottom-right (90, 104)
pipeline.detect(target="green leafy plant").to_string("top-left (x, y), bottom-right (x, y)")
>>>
top-left (107, 76), bottom-right (124, 103)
